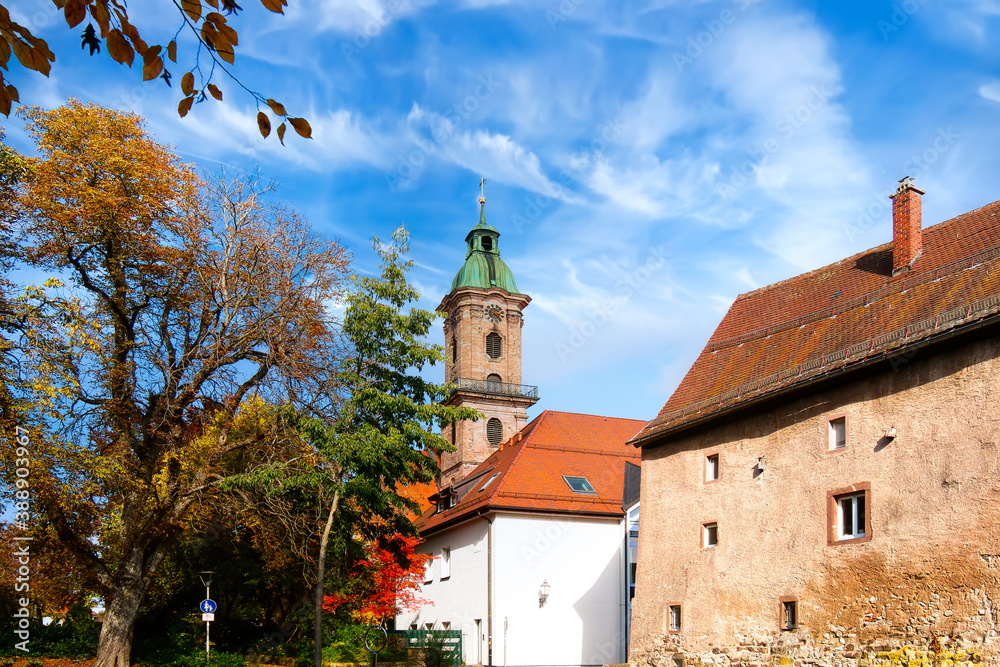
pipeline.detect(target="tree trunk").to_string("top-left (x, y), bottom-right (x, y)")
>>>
top-left (314, 489), bottom-right (340, 667)
top-left (94, 573), bottom-right (151, 667)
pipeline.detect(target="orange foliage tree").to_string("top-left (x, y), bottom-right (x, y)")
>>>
top-left (0, 101), bottom-right (350, 667)
top-left (323, 534), bottom-right (431, 625)
top-left (0, 0), bottom-right (309, 141)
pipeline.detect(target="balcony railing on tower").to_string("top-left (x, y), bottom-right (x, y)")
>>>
top-left (449, 377), bottom-right (539, 399)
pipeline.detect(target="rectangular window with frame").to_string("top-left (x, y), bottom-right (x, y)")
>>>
top-left (827, 483), bottom-right (871, 545)
top-left (668, 605), bottom-right (681, 632)
top-left (424, 559), bottom-right (433, 584)
top-left (828, 416), bottom-right (847, 451)
top-left (702, 521), bottom-right (718, 548)
top-left (839, 493), bottom-right (865, 539)
top-left (780, 597), bottom-right (797, 630)
top-left (705, 453), bottom-right (720, 482)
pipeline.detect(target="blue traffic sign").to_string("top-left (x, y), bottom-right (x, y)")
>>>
top-left (200, 599), bottom-right (217, 613)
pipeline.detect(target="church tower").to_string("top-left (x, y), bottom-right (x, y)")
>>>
top-left (438, 187), bottom-right (539, 484)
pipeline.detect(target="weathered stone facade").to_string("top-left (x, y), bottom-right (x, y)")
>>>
top-left (629, 335), bottom-right (1000, 667)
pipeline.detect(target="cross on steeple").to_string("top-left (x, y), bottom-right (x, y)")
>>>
top-left (478, 176), bottom-right (486, 205)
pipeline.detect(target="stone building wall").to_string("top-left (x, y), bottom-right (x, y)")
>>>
top-left (629, 335), bottom-right (1000, 667)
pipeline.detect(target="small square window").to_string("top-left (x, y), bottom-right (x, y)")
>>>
top-left (705, 453), bottom-right (720, 482)
top-left (563, 475), bottom-right (596, 494)
top-left (828, 416), bottom-right (847, 450)
top-left (781, 598), bottom-right (797, 630)
top-left (668, 605), bottom-right (681, 632)
top-left (702, 522), bottom-right (718, 548)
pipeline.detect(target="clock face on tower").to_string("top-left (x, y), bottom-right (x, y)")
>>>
top-left (484, 304), bottom-right (504, 323)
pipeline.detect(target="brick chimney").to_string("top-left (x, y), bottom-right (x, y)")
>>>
top-left (890, 176), bottom-right (925, 275)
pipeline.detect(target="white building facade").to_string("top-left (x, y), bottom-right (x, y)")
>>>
top-left (398, 411), bottom-right (645, 667)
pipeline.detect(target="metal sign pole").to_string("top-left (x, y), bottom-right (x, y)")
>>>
top-left (206, 578), bottom-right (210, 661)
top-left (199, 571), bottom-right (216, 663)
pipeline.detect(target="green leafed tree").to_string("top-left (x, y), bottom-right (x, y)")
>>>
top-left (226, 228), bottom-right (479, 667)
top-left (0, 101), bottom-right (350, 667)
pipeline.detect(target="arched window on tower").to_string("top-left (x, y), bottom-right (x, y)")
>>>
top-left (486, 332), bottom-right (502, 359)
top-left (486, 373), bottom-right (502, 385)
top-left (481, 236), bottom-right (493, 252)
top-left (452, 339), bottom-right (457, 363)
top-left (487, 418), bottom-right (503, 446)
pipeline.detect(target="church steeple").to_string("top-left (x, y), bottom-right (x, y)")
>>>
top-left (451, 194), bottom-right (519, 293)
top-left (437, 183), bottom-right (539, 484)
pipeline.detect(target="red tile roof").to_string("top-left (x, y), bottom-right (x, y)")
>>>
top-left (631, 197), bottom-right (1000, 448)
top-left (416, 410), bottom-right (645, 536)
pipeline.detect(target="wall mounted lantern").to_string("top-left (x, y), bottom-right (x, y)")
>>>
top-left (539, 580), bottom-right (551, 607)
top-left (884, 426), bottom-right (897, 439)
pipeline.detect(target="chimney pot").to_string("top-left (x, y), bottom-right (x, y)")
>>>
top-left (890, 177), bottom-right (925, 275)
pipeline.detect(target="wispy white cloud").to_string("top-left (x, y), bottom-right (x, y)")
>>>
top-left (980, 80), bottom-right (1000, 103)
top-left (289, 0), bottom-right (433, 34)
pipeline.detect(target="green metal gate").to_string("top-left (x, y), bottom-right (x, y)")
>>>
top-left (389, 630), bottom-right (463, 666)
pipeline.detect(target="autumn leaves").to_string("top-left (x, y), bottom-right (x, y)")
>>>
top-left (0, 0), bottom-right (311, 142)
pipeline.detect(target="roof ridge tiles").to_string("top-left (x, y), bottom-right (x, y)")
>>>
top-left (537, 409), bottom-right (649, 422)
top-left (731, 201), bottom-right (999, 303)
top-left (709, 240), bottom-right (1000, 352)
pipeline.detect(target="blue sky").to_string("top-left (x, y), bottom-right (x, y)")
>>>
top-left (5, 0), bottom-right (1000, 423)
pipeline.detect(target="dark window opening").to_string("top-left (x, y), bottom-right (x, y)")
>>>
top-left (486, 332), bottom-right (502, 359)
top-left (481, 236), bottom-right (493, 251)
top-left (669, 605), bottom-right (681, 632)
top-left (486, 373), bottom-right (502, 385)
top-left (782, 599), bottom-right (797, 630)
top-left (486, 418), bottom-right (503, 445)
top-left (703, 522), bottom-right (718, 548)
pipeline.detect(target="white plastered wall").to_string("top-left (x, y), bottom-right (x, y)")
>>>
top-left (491, 513), bottom-right (625, 667)
top-left (396, 518), bottom-right (490, 665)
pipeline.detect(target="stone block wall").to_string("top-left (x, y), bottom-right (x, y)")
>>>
top-left (628, 335), bottom-right (1000, 667)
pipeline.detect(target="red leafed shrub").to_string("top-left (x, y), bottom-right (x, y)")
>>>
top-left (324, 534), bottom-right (431, 624)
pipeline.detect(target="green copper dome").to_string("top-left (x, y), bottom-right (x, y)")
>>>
top-left (450, 202), bottom-right (520, 293)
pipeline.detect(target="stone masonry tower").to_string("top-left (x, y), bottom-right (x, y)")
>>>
top-left (437, 190), bottom-right (539, 484)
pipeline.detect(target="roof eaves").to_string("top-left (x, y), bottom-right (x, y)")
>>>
top-left (633, 306), bottom-right (1000, 449)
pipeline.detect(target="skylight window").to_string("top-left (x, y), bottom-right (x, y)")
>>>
top-left (480, 473), bottom-right (500, 492)
top-left (563, 475), bottom-right (596, 494)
